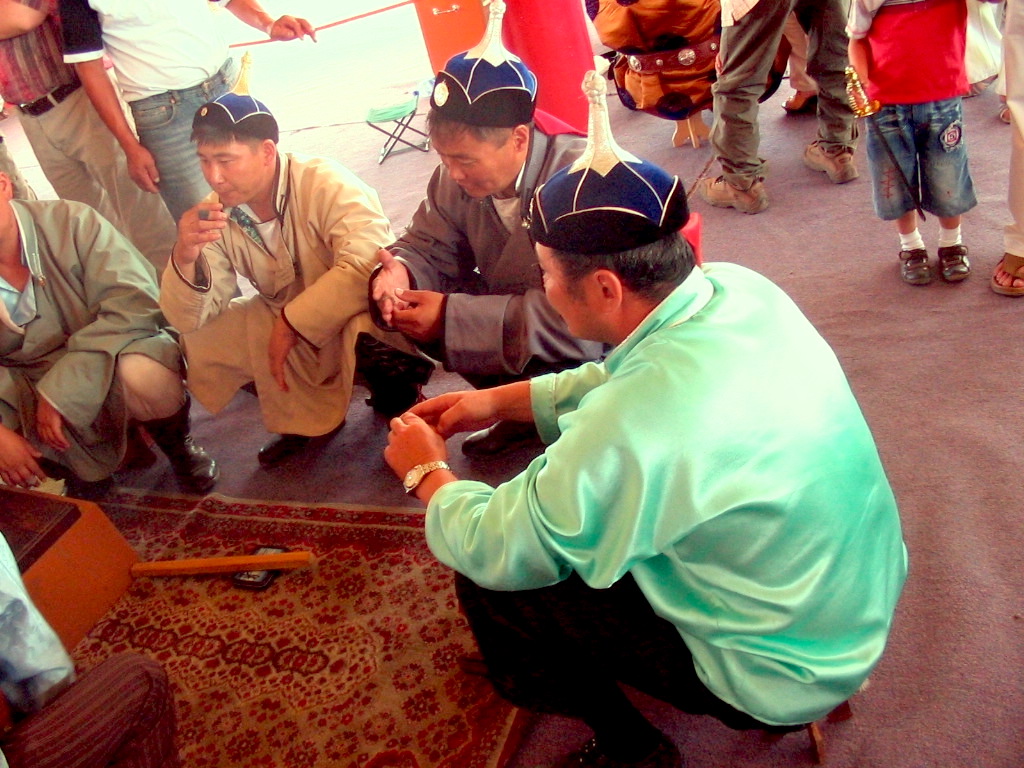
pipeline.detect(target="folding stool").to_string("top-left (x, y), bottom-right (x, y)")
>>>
top-left (366, 90), bottom-right (430, 164)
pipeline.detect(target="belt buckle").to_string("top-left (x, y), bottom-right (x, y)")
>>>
top-left (19, 98), bottom-right (42, 115)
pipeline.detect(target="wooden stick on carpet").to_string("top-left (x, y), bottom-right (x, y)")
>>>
top-left (131, 551), bottom-right (314, 578)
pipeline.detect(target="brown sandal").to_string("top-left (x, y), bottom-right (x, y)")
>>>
top-left (991, 252), bottom-right (1024, 296)
top-left (784, 91), bottom-right (818, 114)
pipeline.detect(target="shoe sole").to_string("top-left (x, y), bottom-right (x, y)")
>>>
top-left (902, 275), bottom-right (933, 286)
top-left (179, 464), bottom-right (220, 493)
top-left (702, 198), bottom-right (768, 214)
top-left (697, 188), bottom-right (768, 214)
top-left (829, 168), bottom-right (859, 184)
top-left (990, 278), bottom-right (1024, 296)
top-left (940, 271), bottom-right (971, 283)
top-left (784, 96), bottom-right (818, 114)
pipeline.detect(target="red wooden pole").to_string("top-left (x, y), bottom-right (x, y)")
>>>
top-left (503, 0), bottom-right (593, 134)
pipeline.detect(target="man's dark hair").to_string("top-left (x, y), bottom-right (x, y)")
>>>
top-left (426, 108), bottom-right (529, 146)
top-left (191, 118), bottom-right (279, 148)
top-left (552, 231), bottom-right (695, 303)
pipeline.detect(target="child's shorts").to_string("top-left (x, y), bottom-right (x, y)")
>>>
top-left (866, 97), bottom-right (978, 221)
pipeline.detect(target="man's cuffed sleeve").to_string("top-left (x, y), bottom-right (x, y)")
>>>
top-left (274, 160), bottom-right (392, 348)
top-left (58, 0), bottom-right (105, 63)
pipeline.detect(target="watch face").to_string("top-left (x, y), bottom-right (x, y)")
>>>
top-left (403, 461), bottom-right (448, 493)
top-left (403, 467), bottom-right (422, 491)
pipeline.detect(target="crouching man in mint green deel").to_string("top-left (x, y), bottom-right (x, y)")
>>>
top-left (383, 71), bottom-right (908, 768)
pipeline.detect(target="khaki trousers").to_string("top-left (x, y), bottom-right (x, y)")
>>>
top-left (711, 0), bottom-right (856, 187)
top-left (16, 89), bottom-right (176, 274)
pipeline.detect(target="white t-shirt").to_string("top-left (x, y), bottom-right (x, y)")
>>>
top-left (60, 0), bottom-right (232, 100)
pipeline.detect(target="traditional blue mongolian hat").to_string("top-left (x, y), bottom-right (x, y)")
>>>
top-left (192, 54), bottom-right (279, 143)
top-left (530, 68), bottom-right (689, 255)
top-left (429, 0), bottom-right (537, 127)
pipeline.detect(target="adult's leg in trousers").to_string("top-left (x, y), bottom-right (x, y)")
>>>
top-left (454, 572), bottom-right (767, 730)
top-left (1, 653), bottom-right (180, 768)
top-left (784, 13), bottom-right (817, 94)
top-left (0, 139), bottom-right (36, 200)
top-left (710, 0), bottom-right (797, 187)
top-left (798, 0), bottom-right (858, 152)
top-left (129, 59), bottom-right (238, 222)
top-left (1004, 0), bottom-right (1024, 257)
top-left (19, 90), bottom-right (176, 272)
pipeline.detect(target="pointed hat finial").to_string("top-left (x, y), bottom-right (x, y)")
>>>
top-left (429, 0), bottom-right (537, 127)
top-left (231, 51), bottom-right (254, 96)
top-left (466, 0), bottom-right (510, 66)
top-left (570, 63), bottom-right (640, 176)
top-left (529, 66), bottom-right (690, 255)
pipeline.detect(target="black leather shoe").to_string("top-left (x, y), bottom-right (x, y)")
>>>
top-left (354, 332), bottom-right (435, 417)
top-left (937, 244), bottom-right (971, 282)
top-left (167, 438), bottom-right (219, 492)
top-left (898, 248), bottom-right (933, 285)
top-left (141, 398), bottom-right (219, 492)
top-left (364, 383), bottom-right (424, 417)
top-left (66, 474), bottom-right (115, 501)
top-left (461, 421), bottom-right (541, 457)
top-left (257, 434), bottom-right (312, 468)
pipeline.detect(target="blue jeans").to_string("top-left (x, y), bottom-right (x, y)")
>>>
top-left (129, 58), bottom-right (238, 222)
top-left (866, 97), bottom-right (978, 221)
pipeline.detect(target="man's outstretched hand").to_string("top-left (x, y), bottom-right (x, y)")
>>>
top-left (388, 288), bottom-right (445, 343)
top-left (371, 249), bottom-right (412, 327)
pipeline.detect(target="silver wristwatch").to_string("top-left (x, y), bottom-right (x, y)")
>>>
top-left (402, 460), bottom-right (451, 494)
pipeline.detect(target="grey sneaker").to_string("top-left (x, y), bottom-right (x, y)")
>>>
top-left (804, 142), bottom-right (859, 184)
top-left (695, 176), bottom-right (769, 214)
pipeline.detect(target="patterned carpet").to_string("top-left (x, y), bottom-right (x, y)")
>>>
top-left (71, 490), bottom-right (521, 768)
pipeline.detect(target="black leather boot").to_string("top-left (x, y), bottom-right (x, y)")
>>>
top-left (143, 397), bottom-right (219, 493)
top-left (120, 422), bottom-right (158, 471)
top-left (354, 333), bottom-right (435, 417)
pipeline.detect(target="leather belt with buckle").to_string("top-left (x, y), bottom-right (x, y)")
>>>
top-left (18, 82), bottom-right (81, 118)
top-left (624, 37), bottom-right (721, 75)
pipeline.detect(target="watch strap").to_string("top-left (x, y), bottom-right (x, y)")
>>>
top-left (404, 460), bottom-right (451, 493)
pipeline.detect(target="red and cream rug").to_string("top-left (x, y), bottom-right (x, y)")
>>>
top-left (72, 490), bottom-right (521, 768)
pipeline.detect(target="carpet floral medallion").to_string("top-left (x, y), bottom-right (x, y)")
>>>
top-left (71, 490), bottom-right (521, 768)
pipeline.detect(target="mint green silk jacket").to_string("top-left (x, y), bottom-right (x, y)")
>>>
top-left (426, 262), bottom-right (908, 726)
